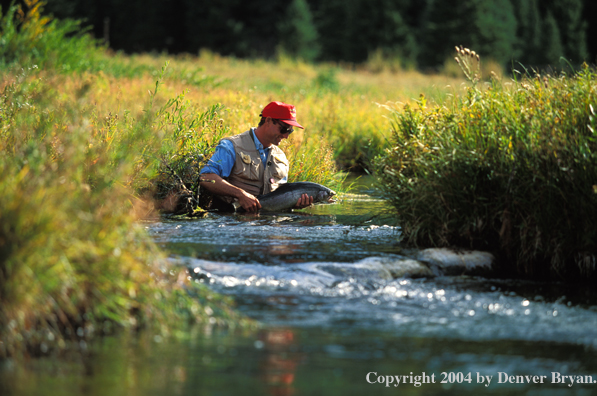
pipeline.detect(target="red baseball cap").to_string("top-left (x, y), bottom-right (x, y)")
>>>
top-left (260, 101), bottom-right (304, 129)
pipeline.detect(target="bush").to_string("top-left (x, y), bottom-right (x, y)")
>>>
top-left (0, 62), bottom-right (252, 358)
top-left (374, 49), bottom-right (597, 281)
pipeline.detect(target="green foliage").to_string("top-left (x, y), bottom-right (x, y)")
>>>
top-left (511, 0), bottom-right (543, 65)
top-left (510, 0), bottom-right (589, 68)
top-left (315, 0), bottom-right (417, 64)
top-left (152, 97), bottom-right (232, 213)
top-left (374, 52), bottom-right (597, 281)
top-left (285, 137), bottom-right (346, 191)
top-left (540, 11), bottom-right (565, 67)
top-left (0, 0), bottom-right (102, 71)
top-left (419, 0), bottom-right (517, 69)
top-left (278, 0), bottom-right (320, 62)
top-left (312, 67), bottom-right (339, 91)
top-left (547, 0), bottom-right (588, 63)
top-left (9, 0), bottom-right (597, 70)
top-left (0, 0), bottom-right (159, 78)
top-left (0, 63), bottom-right (253, 358)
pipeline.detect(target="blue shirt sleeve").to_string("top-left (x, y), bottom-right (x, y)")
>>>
top-left (200, 139), bottom-right (235, 177)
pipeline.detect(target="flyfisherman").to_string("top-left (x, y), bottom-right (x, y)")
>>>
top-left (200, 101), bottom-right (314, 212)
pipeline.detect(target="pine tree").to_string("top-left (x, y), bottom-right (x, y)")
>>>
top-left (473, 0), bottom-right (517, 64)
top-left (511, 0), bottom-right (542, 65)
top-left (540, 10), bottom-right (564, 66)
top-left (419, 0), bottom-right (516, 69)
top-left (315, 0), bottom-right (415, 64)
top-left (278, 0), bottom-right (320, 61)
top-left (315, 0), bottom-right (359, 62)
top-left (550, 0), bottom-right (588, 63)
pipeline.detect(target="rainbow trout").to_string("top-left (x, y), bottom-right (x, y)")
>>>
top-left (235, 182), bottom-right (336, 212)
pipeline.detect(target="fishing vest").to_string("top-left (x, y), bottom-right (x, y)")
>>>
top-left (222, 129), bottom-right (289, 200)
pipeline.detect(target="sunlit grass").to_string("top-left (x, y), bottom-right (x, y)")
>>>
top-left (374, 48), bottom-right (597, 281)
top-left (0, 0), bottom-right (469, 357)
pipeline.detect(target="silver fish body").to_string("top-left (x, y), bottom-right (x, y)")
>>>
top-left (256, 182), bottom-right (336, 212)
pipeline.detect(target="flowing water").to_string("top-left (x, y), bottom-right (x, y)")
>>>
top-left (3, 179), bottom-right (597, 395)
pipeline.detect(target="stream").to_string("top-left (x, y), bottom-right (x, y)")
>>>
top-left (2, 179), bottom-right (597, 395)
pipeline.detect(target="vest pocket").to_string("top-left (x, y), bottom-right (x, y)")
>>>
top-left (268, 155), bottom-right (289, 183)
top-left (232, 161), bottom-right (260, 181)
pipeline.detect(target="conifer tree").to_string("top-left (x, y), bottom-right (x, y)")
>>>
top-left (550, 0), bottom-right (588, 63)
top-left (540, 10), bottom-right (565, 66)
top-left (419, 0), bottom-right (516, 69)
top-left (315, 0), bottom-right (359, 62)
top-left (315, 0), bottom-right (415, 64)
top-left (278, 0), bottom-right (320, 61)
top-left (511, 0), bottom-right (542, 65)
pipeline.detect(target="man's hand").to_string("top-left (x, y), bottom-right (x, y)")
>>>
top-left (294, 193), bottom-right (314, 209)
top-left (238, 190), bottom-right (262, 212)
top-left (200, 173), bottom-right (262, 212)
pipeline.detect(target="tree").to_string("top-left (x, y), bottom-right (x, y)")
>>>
top-left (278, 0), bottom-right (320, 61)
top-left (315, 0), bottom-right (415, 64)
top-left (511, 0), bottom-right (543, 65)
top-left (539, 10), bottom-right (564, 66)
top-left (418, 0), bottom-right (516, 69)
top-left (550, 0), bottom-right (588, 63)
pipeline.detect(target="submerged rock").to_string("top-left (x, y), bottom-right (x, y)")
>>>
top-left (317, 257), bottom-right (433, 281)
top-left (416, 248), bottom-right (495, 276)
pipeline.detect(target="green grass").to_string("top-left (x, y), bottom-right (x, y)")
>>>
top-left (0, 2), bottom-right (260, 357)
top-left (0, 62), bottom-right (256, 358)
top-left (0, 1), bottom-right (466, 357)
top-left (374, 48), bottom-right (597, 281)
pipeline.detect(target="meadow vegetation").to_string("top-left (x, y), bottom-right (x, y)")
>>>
top-left (2, 0), bottom-right (595, 360)
top-left (0, 1), bottom-right (464, 356)
top-left (374, 47), bottom-right (597, 282)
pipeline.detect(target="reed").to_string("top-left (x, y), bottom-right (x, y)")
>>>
top-left (374, 48), bottom-right (597, 281)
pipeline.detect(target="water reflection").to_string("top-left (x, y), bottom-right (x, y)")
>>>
top-left (258, 328), bottom-right (300, 396)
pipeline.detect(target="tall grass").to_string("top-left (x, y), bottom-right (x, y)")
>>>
top-left (0, 1), bottom-right (469, 356)
top-left (374, 48), bottom-right (597, 281)
top-left (0, 16), bottom-right (257, 356)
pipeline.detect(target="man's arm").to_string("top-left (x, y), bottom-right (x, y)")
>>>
top-left (200, 173), bottom-right (262, 212)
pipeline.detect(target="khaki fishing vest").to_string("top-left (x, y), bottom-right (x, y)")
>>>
top-left (223, 129), bottom-right (289, 200)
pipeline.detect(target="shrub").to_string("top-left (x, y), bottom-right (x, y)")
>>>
top-left (0, 63), bottom-right (252, 358)
top-left (374, 48), bottom-right (597, 281)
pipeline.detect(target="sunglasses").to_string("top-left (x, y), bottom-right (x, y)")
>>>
top-left (274, 119), bottom-right (294, 135)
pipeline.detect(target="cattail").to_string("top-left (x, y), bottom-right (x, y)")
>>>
top-left (455, 57), bottom-right (460, 64)
top-left (465, 48), bottom-right (471, 56)
top-left (476, 54), bottom-right (480, 61)
top-left (455, 46), bottom-right (460, 53)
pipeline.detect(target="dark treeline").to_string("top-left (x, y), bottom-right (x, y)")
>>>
top-left (3, 0), bottom-right (596, 70)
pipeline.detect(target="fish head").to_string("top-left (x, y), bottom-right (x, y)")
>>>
top-left (316, 188), bottom-right (336, 203)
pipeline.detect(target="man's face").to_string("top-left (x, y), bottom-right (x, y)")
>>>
top-left (267, 118), bottom-right (293, 146)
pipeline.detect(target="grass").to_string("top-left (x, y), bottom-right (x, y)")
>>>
top-left (374, 47), bottom-right (597, 281)
top-left (0, 67), bottom-right (255, 358)
top-left (0, 1), bottom-right (468, 356)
